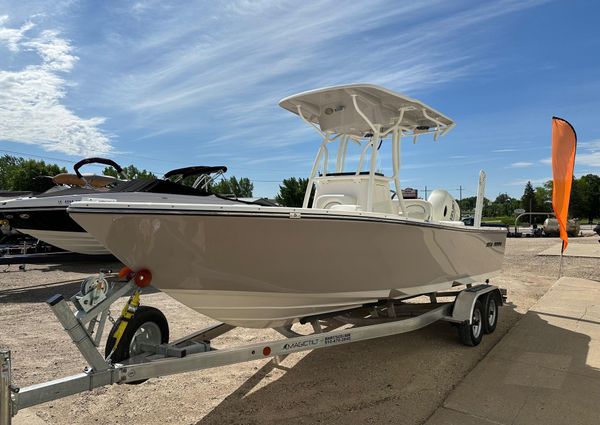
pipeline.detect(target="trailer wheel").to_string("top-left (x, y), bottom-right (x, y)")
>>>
top-left (458, 300), bottom-right (484, 346)
top-left (105, 306), bottom-right (169, 384)
top-left (483, 294), bottom-right (499, 334)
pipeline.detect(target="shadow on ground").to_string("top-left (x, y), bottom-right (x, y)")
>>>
top-left (0, 270), bottom-right (160, 304)
top-left (429, 301), bottom-right (600, 424)
top-left (193, 302), bottom-right (532, 425)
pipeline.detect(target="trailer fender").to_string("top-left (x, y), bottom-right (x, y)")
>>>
top-left (451, 285), bottom-right (502, 325)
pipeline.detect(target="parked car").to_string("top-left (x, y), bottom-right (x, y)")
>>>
top-left (594, 223), bottom-right (600, 236)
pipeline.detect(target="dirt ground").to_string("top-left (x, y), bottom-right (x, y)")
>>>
top-left (1, 236), bottom-right (598, 425)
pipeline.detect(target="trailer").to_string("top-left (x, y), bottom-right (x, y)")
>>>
top-left (0, 269), bottom-right (505, 424)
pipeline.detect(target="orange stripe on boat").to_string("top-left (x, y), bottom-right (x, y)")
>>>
top-left (551, 117), bottom-right (577, 253)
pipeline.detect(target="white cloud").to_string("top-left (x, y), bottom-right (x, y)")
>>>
top-left (100, 0), bottom-right (546, 129)
top-left (577, 152), bottom-right (600, 167)
top-left (493, 148), bottom-right (517, 153)
top-left (0, 17), bottom-right (111, 156)
top-left (0, 15), bottom-right (33, 51)
top-left (539, 139), bottom-right (600, 168)
top-left (510, 161), bottom-right (534, 168)
top-left (579, 139), bottom-right (600, 150)
top-left (576, 139), bottom-right (600, 167)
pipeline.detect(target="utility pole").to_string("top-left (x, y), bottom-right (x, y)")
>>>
top-left (423, 186), bottom-right (428, 200)
top-left (530, 198), bottom-right (533, 225)
top-left (458, 185), bottom-right (463, 201)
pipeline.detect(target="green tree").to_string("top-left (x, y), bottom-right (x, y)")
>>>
top-left (103, 164), bottom-right (156, 180)
top-left (457, 196), bottom-right (478, 213)
top-left (521, 181), bottom-right (537, 212)
top-left (275, 177), bottom-right (311, 207)
top-left (577, 174), bottom-right (600, 223)
top-left (568, 177), bottom-right (585, 219)
top-left (493, 193), bottom-right (520, 216)
top-left (0, 155), bottom-right (21, 190)
top-left (0, 155), bottom-right (66, 192)
top-left (534, 185), bottom-right (552, 213)
top-left (210, 176), bottom-right (253, 197)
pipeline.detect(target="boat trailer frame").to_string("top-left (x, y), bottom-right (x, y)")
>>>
top-left (0, 274), bottom-right (504, 424)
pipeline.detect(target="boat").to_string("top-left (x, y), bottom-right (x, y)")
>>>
top-left (68, 84), bottom-right (507, 328)
top-left (0, 158), bottom-right (237, 255)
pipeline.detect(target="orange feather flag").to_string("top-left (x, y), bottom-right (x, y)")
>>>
top-left (551, 117), bottom-right (577, 253)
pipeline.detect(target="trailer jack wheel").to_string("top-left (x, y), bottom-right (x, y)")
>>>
top-left (458, 300), bottom-right (484, 347)
top-left (483, 294), bottom-right (499, 334)
top-left (105, 306), bottom-right (169, 384)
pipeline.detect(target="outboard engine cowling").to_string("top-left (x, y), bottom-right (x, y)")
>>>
top-left (428, 189), bottom-right (460, 221)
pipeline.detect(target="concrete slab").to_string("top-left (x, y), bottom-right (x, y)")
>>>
top-left (426, 277), bottom-right (600, 425)
top-left (539, 242), bottom-right (600, 258)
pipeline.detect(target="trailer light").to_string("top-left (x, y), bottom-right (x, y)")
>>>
top-left (262, 347), bottom-right (271, 356)
top-left (134, 269), bottom-right (152, 288)
top-left (118, 267), bottom-right (134, 280)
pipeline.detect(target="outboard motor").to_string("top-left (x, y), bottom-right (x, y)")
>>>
top-left (428, 189), bottom-right (461, 222)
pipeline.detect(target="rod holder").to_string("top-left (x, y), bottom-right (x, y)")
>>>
top-left (474, 170), bottom-right (486, 228)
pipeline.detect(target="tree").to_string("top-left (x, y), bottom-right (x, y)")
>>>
top-left (534, 185), bottom-right (552, 213)
top-left (275, 177), bottom-right (310, 207)
top-left (0, 155), bottom-right (66, 192)
top-left (210, 176), bottom-right (253, 197)
top-left (493, 193), bottom-right (520, 216)
top-left (457, 196), bottom-right (478, 213)
top-left (103, 164), bottom-right (156, 180)
top-left (521, 181), bottom-right (537, 212)
top-left (577, 174), bottom-right (600, 223)
top-left (0, 155), bottom-right (21, 190)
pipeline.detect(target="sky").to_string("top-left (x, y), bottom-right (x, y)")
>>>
top-left (0, 0), bottom-right (599, 200)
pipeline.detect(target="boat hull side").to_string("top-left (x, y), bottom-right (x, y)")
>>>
top-left (70, 209), bottom-right (506, 327)
top-left (19, 229), bottom-right (110, 255)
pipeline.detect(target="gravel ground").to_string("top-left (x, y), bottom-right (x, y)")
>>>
top-left (1, 236), bottom-right (598, 425)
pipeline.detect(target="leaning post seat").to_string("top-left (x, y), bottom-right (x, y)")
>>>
top-left (312, 173), bottom-right (395, 214)
top-left (395, 199), bottom-right (432, 220)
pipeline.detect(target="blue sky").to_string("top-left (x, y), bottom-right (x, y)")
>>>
top-left (0, 0), bottom-right (598, 199)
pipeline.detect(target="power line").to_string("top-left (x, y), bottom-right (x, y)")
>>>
top-left (0, 149), bottom-right (78, 165)
top-left (0, 149), bottom-right (304, 179)
top-left (0, 149), bottom-right (165, 176)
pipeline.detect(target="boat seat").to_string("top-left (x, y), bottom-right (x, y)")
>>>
top-left (394, 199), bottom-right (432, 220)
top-left (314, 194), bottom-right (357, 210)
top-left (52, 173), bottom-right (118, 188)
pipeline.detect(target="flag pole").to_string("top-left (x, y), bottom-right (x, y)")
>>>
top-left (558, 240), bottom-right (564, 278)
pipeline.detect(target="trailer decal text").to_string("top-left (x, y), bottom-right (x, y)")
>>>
top-left (282, 338), bottom-right (320, 350)
top-left (324, 333), bottom-right (351, 345)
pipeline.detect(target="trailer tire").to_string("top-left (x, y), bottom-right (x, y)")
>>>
top-left (105, 306), bottom-right (169, 384)
top-left (458, 299), bottom-right (484, 346)
top-left (483, 293), bottom-right (499, 334)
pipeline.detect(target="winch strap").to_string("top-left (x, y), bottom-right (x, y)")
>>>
top-left (109, 290), bottom-right (141, 352)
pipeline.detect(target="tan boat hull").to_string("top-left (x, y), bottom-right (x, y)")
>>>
top-left (70, 206), bottom-right (506, 328)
